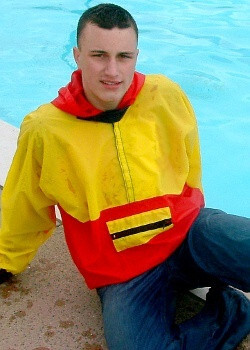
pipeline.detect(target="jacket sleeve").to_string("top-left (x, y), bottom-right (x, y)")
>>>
top-left (180, 88), bottom-right (203, 194)
top-left (0, 117), bottom-right (57, 274)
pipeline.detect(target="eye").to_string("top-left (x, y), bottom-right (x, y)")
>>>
top-left (120, 53), bottom-right (133, 59)
top-left (90, 51), bottom-right (107, 58)
top-left (92, 53), bottom-right (104, 57)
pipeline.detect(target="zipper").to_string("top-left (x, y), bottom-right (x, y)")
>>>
top-left (112, 122), bottom-right (135, 203)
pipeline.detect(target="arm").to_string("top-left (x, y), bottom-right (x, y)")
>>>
top-left (0, 117), bottom-right (57, 279)
top-left (180, 89), bottom-right (203, 194)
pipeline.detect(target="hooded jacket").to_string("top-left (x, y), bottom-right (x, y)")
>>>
top-left (0, 70), bottom-right (204, 289)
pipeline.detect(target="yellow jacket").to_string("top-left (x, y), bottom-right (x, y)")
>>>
top-left (0, 73), bottom-right (204, 288)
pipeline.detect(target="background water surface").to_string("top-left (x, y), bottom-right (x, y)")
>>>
top-left (1, 0), bottom-right (250, 216)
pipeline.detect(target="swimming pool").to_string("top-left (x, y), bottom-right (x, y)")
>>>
top-left (1, 0), bottom-right (250, 216)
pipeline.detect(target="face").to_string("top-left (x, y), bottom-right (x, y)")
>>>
top-left (73, 23), bottom-right (139, 111)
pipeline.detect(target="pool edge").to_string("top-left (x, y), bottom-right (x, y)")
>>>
top-left (0, 119), bottom-right (19, 187)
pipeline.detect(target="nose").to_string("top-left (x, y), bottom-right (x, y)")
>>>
top-left (104, 58), bottom-right (119, 77)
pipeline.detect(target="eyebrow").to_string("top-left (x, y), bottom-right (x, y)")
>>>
top-left (90, 50), bottom-right (136, 55)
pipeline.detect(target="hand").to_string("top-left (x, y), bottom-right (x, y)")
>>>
top-left (0, 268), bottom-right (13, 284)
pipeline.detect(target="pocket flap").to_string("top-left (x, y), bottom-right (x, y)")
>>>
top-left (107, 207), bottom-right (173, 252)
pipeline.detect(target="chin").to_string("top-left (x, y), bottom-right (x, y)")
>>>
top-left (102, 96), bottom-right (122, 109)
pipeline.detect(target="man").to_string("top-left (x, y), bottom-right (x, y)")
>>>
top-left (0, 4), bottom-right (249, 349)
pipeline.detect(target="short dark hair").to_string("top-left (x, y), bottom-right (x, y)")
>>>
top-left (76, 3), bottom-right (138, 47)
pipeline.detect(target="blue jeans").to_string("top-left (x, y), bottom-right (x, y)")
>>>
top-left (97, 208), bottom-right (250, 350)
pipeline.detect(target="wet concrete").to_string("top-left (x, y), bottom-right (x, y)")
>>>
top-left (0, 187), bottom-right (249, 349)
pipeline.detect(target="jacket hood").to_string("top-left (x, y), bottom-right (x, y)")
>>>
top-left (51, 69), bottom-right (145, 119)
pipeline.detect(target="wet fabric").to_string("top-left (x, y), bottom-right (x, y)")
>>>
top-left (0, 74), bottom-right (204, 289)
top-left (97, 208), bottom-right (250, 350)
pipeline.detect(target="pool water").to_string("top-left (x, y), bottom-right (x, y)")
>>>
top-left (1, 0), bottom-right (250, 216)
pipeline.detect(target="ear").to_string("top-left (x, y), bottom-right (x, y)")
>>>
top-left (73, 47), bottom-right (80, 67)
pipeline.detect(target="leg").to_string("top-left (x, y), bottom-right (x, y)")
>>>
top-left (179, 286), bottom-right (250, 350)
top-left (97, 263), bottom-right (177, 350)
top-left (172, 207), bottom-right (250, 349)
top-left (187, 208), bottom-right (250, 291)
top-left (97, 257), bottom-right (250, 350)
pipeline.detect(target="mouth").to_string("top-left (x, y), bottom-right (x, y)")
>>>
top-left (101, 80), bottom-right (122, 87)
